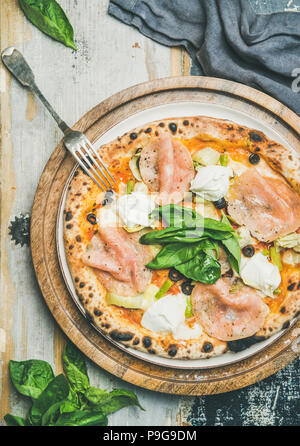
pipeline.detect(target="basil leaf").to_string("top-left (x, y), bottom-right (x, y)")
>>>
top-left (19, 0), bottom-right (77, 50)
top-left (176, 252), bottom-right (221, 284)
top-left (4, 414), bottom-right (28, 426)
top-left (9, 359), bottom-right (55, 400)
top-left (151, 204), bottom-right (203, 228)
top-left (85, 388), bottom-right (144, 415)
top-left (146, 242), bottom-right (204, 269)
top-left (220, 213), bottom-right (241, 273)
top-left (28, 374), bottom-right (70, 426)
top-left (55, 409), bottom-right (108, 426)
top-left (62, 342), bottom-right (90, 393)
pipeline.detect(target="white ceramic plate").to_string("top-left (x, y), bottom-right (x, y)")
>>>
top-left (56, 101), bottom-right (295, 369)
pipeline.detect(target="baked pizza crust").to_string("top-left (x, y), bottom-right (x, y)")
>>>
top-left (64, 116), bottom-right (300, 359)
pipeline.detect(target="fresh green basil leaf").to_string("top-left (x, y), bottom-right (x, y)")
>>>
top-left (19, 0), bottom-right (77, 50)
top-left (4, 414), bottom-right (28, 426)
top-left (62, 342), bottom-right (90, 393)
top-left (84, 387), bottom-right (110, 405)
top-left (85, 388), bottom-right (144, 415)
top-left (220, 213), bottom-right (241, 273)
top-left (151, 204), bottom-right (203, 228)
top-left (176, 252), bottom-right (221, 284)
top-left (9, 359), bottom-right (55, 400)
top-left (28, 374), bottom-right (70, 426)
top-left (55, 409), bottom-right (108, 426)
top-left (146, 242), bottom-right (204, 269)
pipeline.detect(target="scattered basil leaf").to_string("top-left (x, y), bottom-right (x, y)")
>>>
top-left (147, 242), bottom-right (204, 269)
top-left (55, 409), bottom-right (108, 426)
top-left (19, 0), bottom-right (77, 50)
top-left (86, 388), bottom-right (144, 415)
top-left (28, 374), bottom-right (70, 426)
top-left (62, 342), bottom-right (90, 393)
top-left (175, 252), bottom-right (221, 284)
top-left (9, 359), bottom-right (55, 400)
top-left (4, 414), bottom-right (28, 426)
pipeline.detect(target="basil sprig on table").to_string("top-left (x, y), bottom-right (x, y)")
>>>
top-left (19, 0), bottom-right (77, 50)
top-left (140, 205), bottom-right (240, 284)
top-left (4, 342), bottom-right (143, 426)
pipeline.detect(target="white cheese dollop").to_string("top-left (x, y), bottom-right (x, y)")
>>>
top-left (173, 322), bottom-right (203, 340)
top-left (240, 252), bottom-right (281, 297)
top-left (141, 294), bottom-right (187, 334)
top-left (116, 192), bottom-right (156, 229)
top-left (190, 166), bottom-right (232, 201)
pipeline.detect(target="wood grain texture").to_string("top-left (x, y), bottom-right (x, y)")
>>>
top-left (30, 76), bottom-right (300, 396)
top-left (1, 0), bottom-right (299, 426)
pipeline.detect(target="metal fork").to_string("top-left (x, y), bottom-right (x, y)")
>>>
top-left (1, 47), bottom-right (116, 192)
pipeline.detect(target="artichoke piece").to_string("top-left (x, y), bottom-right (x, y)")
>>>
top-left (192, 147), bottom-right (220, 166)
top-left (106, 284), bottom-right (159, 310)
top-left (275, 232), bottom-right (300, 253)
top-left (129, 149), bottom-right (142, 181)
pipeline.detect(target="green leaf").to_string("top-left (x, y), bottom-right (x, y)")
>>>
top-left (28, 374), bottom-right (70, 426)
top-left (85, 387), bottom-right (144, 415)
top-left (175, 252), bottom-right (221, 284)
top-left (151, 204), bottom-right (203, 228)
top-left (220, 213), bottom-right (241, 273)
top-left (62, 342), bottom-right (90, 393)
top-left (146, 242), bottom-right (204, 269)
top-left (19, 0), bottom-right (77, 50)
top-left (9, 359), bottom-right (55, 399)
top-left (4, 414), bottom-right (28, 426)
top-left (55, 409), bottom-right (108, 426)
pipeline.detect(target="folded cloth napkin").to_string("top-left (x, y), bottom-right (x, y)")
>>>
top-left (109, 0), bottom-right (300, 115)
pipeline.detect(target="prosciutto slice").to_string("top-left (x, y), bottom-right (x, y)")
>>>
top-left (227, 169), bottom-right (300, 242)
top-left (139, 134), bottom-right (194, 204)
top-left (82, 228), bottom-right (152, 296)
top-left (191, 278), bottom-right (269, 341)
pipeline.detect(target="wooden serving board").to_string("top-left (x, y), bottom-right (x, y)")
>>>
top-left (31, 76), bottom-right (300, 395)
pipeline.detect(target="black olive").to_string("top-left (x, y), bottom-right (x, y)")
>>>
top-left (242, 245), bottom-right (255, 257)
top-left (183, 120), bottom-right (189, 126)
top-left (145, 127), bottom-right (152, 133)
top-left (168, 268), bottom-right (185, 282)
top-left (168, 123), bottom-right (177, 133)
top-left (129, 132), bottom-right (137, 140)
top-left (87, 213), bottom-right (97, 225)
top-left (181, 281), bottom-right (195, 295)
top-left (213, 197), bottom-right (226, 209)
top-left (249, 153), bottom-right (260, 164)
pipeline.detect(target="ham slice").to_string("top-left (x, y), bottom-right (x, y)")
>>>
top-left (139, 134), bottom-right (194, 204)
top-left (82, 229), bottom-right (152, 296)
top-left (191, 278), bottom-right (269, 341)
top-left (227, 169), bottom-right (300, 242)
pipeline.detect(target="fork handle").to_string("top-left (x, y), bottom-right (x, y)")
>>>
top-left (1, 47), bottom-right (71, 135)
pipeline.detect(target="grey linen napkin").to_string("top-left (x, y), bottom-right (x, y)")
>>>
top-left (108, 0), bottom-right (300, 115)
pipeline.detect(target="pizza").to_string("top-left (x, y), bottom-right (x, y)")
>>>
top-left (63, 116), bottom-right (300, 360)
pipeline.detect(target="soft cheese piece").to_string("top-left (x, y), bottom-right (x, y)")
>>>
top-left (240, 252), bottom-right (281, 297)
top-left (116, 192), bottom-right (156, 229)
top-left (141, 294), bottom-right (187, 334)
top-left (191, 278), bottom-right (269, 341)
top-left (227, 169), bottom-right (300, 242)
top-left (190, 166), bottom-right (232, 201)
top-left (139, 134), bottom-right (194, 204)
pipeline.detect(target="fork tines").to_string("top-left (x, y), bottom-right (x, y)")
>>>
top-left (74, 137), bottom-right (116, 192)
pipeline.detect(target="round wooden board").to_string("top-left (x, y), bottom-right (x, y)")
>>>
top-left (31, 76), bottom-right (300, 395)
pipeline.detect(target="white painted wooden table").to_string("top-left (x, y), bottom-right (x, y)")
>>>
top-left (0, 0), bottom-right (299, 427)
